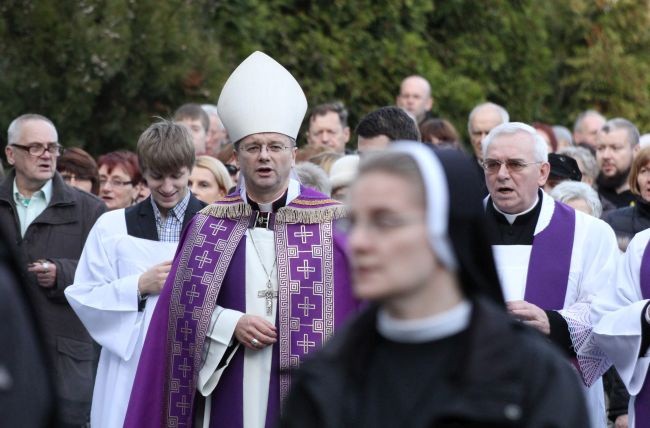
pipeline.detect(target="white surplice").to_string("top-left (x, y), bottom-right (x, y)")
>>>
top-left (491, 191), bottom-right (619, 428)
top-left (65, 209), bottom-right (179, 428)
top-left (593, 228), bottom-right (650, 428)
top-left (197, 180), bottom-right (301, 428)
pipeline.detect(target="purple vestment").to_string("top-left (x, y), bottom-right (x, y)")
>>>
top-left (524, 201), bottom-right (575, 310)
top-left (124, 187), bottom-right (357, 427)
top-left (635, 241), bottom-right (650, 425)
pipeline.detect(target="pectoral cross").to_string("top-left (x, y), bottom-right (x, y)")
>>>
top-left (257, 281), bottom-right (278, 315)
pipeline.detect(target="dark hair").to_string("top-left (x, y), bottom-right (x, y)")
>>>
top-left (419, 118), bottom-right (460, 148)
top-left (137, 120), bottom-right (196, 176)
top-left (355, 106), bottom-right (420, 142)
top-left (57, 147), bottom-right (100, 194)
top-left (308, 101), bottom-right (348, 128)
top-left (532, 122), bottom-right (558, 153)
top-left (173, 103), bottom-right (210, 133)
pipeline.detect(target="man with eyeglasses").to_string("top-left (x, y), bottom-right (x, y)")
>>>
top-left (482, 122), bottom-right (619, 428)
top-left (124, 52), bottom-right (358, 428)
top-left (0, 113), bottom-right (106, 427)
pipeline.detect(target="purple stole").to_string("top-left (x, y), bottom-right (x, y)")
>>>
top-left (636, 241), bottom-right (650, 425)
top-left (524, 201), bottom-right (576, 310)
top-left (124, 187), bottom-right (356, 428)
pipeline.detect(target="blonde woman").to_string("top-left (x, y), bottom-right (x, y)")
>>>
top-left (189, 155), bottom-right (234, 204)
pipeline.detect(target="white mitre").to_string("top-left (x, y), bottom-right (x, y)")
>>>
top-left (217, 51), bottom-right (308, 143)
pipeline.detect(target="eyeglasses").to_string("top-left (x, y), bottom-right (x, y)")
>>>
top-left (61, 173), bottom-right (92, 183)
top-left (11, 143), bottom-right (64, 157)
top-left (482, 159), bottom-right (542, 173)
top-left (99, 178), bottom-right (133, 187)
top-left (225, 164), bottom-right (239, 175)
top-left (239, 143), bottom-right (292, 156)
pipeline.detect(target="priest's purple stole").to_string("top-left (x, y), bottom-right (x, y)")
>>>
top-left (524, 201), bottom-right (575, 310)
top-left (636, 240), bottom-right (650, 426)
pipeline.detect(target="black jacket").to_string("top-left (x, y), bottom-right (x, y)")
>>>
top-left (603, 199), bottom-right (650, 249)
top-left (0, 170), bottom-right (106, 425)
top-left (280, 298), bottom-right (589, 428)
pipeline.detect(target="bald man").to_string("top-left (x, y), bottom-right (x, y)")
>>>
top-left (396, 75), bottom-right (433, 124)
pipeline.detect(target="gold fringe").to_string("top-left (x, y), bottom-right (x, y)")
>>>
top-left (276, 204), bottom-right (349, 224)
top-left (199, 200), bottom-right (349, 224)
top-left (200, 203), bottom-right (252, 219)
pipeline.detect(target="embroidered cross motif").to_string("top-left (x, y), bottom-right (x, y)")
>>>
top-left (195, 250), bottom-right (213, 268)
top-left (180, 321), bottom-right (192, 341)
top-left (209, 220), bottom-right (227, 235)
top-left (258, 282), bottom-right (279, 316)
top-left (297, 333), bottom-right (316, 353)
top-left (178, 357), bottom-right (191, 379)
top-left (294, 225), bottom-right (313, 244)
top-left (176, 394), bottom-right (191, 416)
top-left (297, 296), bottom-right (316, 317)
top-left (297, 259), bottom-right (316, 279)
top-left (186, 284), bottom-right (200, 304)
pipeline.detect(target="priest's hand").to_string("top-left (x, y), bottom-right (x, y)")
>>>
top-left (235, 315), bottom-right (277, 350)
top-left (138, 260), bottom-right (173, 295)
top-left (27, 259), bottom-right (56, 288)
top-left (506, 300), bottom-right (550, 335)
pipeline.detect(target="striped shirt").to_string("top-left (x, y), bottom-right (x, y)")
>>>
top-left (151, 191), bottom-right (190, 242)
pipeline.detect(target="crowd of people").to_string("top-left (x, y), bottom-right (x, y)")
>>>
top-left (2, 50), bottom-right (650, 428)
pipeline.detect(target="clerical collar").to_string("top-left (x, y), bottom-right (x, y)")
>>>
top-left (247, 190), bottom-right (288, 213)
top-left (376, 300), bottom-right (472, 343)
top-left (492, 192), bottom-right (539, 225)
top-left (247, 190), bottom-right (288, 228)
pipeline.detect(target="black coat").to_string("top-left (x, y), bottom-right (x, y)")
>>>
top-left (0, 171), bottom-right (106, 425)
top-left (603, 199), bottom-right (650, 249)
top-left (280, 298), bottom-right (589, 428)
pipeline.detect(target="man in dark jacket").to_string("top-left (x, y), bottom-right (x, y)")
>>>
top-left (0, 113), bottom-right (105, 427)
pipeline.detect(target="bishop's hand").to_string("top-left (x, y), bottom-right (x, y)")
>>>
top-left (235, 314), bottom-right (277, 350)
top-left (506, 300), bottom-right (551, 335)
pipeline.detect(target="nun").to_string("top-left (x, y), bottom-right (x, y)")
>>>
top-left (280, 142), bottom-right (589, 427)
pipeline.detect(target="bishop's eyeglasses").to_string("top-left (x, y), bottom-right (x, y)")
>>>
top-left (239, 143), bottom-right (292, 156)
top-left (11, 143), bottom-right (64, 157)
top-left (482, 158), bottom-right (542, 173)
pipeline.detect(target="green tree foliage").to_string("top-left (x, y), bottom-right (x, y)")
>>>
top-left (1, 0), bottom-right (650, 155)
top-left (0, 0), bottom-right (224, 153)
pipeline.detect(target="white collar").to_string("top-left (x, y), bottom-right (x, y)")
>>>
top-left (240, 178), bottom-right (300, 207)
top-left (492, 193), bottom-right (539, 225)
top-left (377, 300), bottom-right (472, 343)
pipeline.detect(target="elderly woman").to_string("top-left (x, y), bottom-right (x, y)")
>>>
top-left (551, 181), bottom-right (603, 218)
top-left (559, 146), bottom-right (599, 187)
top-left (188, 155), bottom-right (234, 204)
top-left (602, 146), bottom-right (650, 251)
top-left (280, 143), bottom-right (588, 427)
top-left (57, 147), bottom-right (100, 195)
top-left (97, 151), bottom-right (142, 210)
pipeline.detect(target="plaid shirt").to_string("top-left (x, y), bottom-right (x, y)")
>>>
top-left (151, 191), bottom-right (191, 242)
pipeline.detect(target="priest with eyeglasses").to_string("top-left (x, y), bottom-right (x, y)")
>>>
top-left (124, 52), bottom-right (358, 428)
top-left (482, 122), bottom-right (619, 428)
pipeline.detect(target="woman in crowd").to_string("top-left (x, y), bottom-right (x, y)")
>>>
top-left (188, 155), bottom-right (233, 204)
top-left (97, 150), bottom-right (142, 210)
top-left (57, 147), bottom-right (100, 195)
top-left (603, 146), bottom-right (650, 251)
top-left (419, 118), bottom-right (461, 150)
top-left (533, 122), bottom-right (559, 154)
top-left (551, 180), bottom-right (603, 218)
top-left (280, 143), bottom-right (588, 427)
